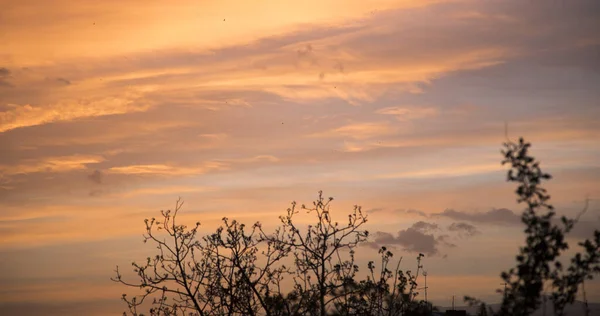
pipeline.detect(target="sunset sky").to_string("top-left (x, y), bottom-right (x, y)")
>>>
top-left (1, 0), bottom-right (599, 315)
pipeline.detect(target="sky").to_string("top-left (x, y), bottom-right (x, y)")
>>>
top-left (1, 0), bottom-right (599, 314)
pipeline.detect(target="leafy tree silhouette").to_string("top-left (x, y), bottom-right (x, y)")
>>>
top-left (466, 137), bottom-right (600, 316)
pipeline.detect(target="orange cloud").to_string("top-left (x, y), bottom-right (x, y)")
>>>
top-left (0, 155), bottom-right (104, 175)
top-left (377, 163), bottom-right (503, 179)
top-left (105, 155), bottom-right (278, 177)
top-left (0, 93), bottom-right (149, 133)
top-left (2, 278), bottom-right (122, 303)
top-left (309, 121), bottom-right (399, 140)
top-left (107, 162), bottom-right (228, 176)
top-left (110, 185), bottom-right (218, 199)
top-left (2, 0), bottom-right (449, 64)
top-left (376, 106), bottom-right (439, 121)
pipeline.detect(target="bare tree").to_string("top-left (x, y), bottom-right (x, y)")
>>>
top-left (112, 199), bottom-right (288, 316)
top-left (113, 193), bottom-right (432, 316)
top-left (264, 191), bottom-right (369, 316)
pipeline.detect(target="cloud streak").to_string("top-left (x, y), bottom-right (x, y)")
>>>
top-left (433, 208), bottom-right (520, 225)
top-left (0, 93), bottom-right (150, 133)
top-left (106, 162), bottom-right (228, 176)
top-left (0, 155), bottom-right (104, 175)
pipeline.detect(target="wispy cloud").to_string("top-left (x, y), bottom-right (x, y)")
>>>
top-left (434, 208), bottom-right (520, 225)
top-left (309, 121), bottom-right (399, 140)
top-left (377, 164), bottom-right (502, 179)
top-left (376, 105), bottom-right (438, 121)
top-left (110, 185), bottom-right (218, 199)
top-left (0, 93), bottom-right (150, 133)
top-left (107, 162), bottom-right (228, 176)
top-left (0, 155), bottom-right (104, 175)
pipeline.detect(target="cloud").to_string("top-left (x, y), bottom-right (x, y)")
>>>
top-left (0, 0), bottom-right (523, 124)
top-left (0, 93), bottom-right (150, 133)
top-left (309, 121), bottom-right (399, 140)
top-left (106, 162), bottom-right (228, 176)
top-left (88, 189), bottom-right (103, 197)
top-left (448, 222), bottom-right (480, 237)
top-left (380, 227), bottom-right (438, 255)
top-left (396, 209), bottom-right (429, 217)
top-left (433, 208), bottom-right (520, 225)
top-left (412, 221), bottom-right (439, 232)
top-left (377, 164), bottom-right (502, 179)
top-left (111, 185), bottom-right (217, 199)
top-left (366, 219), bottom-right (483, 255)
top-left (376, 106), bottom-right (438, 121)
top-left (0, 300), bottom-right (121, 316)
top-left (198, 133), bottom-right (228, 140)
top-left (296, 44), bottom-right (317, 66)
top-left (104, 154), bottom-right (277, 178)
top-left (366, 208), bottom-right (430, 218)
top-left (87, 170), bottom-right (103, 184)
top-left (436, 234), bottom-right (457, 248)
top-left (223, 155), bottom-right (280, 164)
top-left (1, 0), bottom-right (446, 65)
top-left (6, 116), bottom-right (201, 149)
top-left (366, 221), bottom-right (444, 255)
top-left (0, 155), bottom-right (104, 176)
top-left (55, 78), bottom-right (71, 85)
top-left (0, 67), bottom-right (12, 87)
top-left (562, 219), bottom-right (600, 241)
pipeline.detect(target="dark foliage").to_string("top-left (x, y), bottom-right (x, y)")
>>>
top-left (465, 138), bottom-right (600, 316)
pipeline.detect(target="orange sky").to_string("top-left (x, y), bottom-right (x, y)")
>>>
top-left (1, 0), bottom-right (600, 314)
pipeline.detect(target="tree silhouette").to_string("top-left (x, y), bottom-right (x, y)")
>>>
top-left (264, 192), bottom-right (368, 316)
top-left (114, 137), bottom-right (598, 316)
top-left (466, 137), bottom-right (600, 316)
top-left (112, 200), bottom-right (289, 316)
top-left (113, 193), bottom-right (429, 315)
